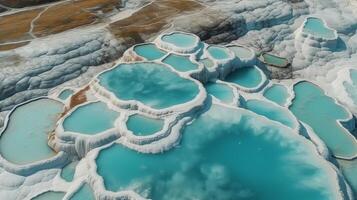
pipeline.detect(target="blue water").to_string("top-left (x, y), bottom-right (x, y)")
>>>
top-left (225, 66), bottom-right (263, 88)
top-left (58, 89), bottom-right (74, 100)
top-left (246, 99), bottom-right (296, 128)
top-left (99, 62), bottom-right (200, 109)
top-left (127, 114), bottom-right (164, 136)
top-left (290, 81), bottom-right (357, 158)
top-left (133, 44), bottom-right (166, 60)
top-left (343, 69), bottom-right (357, 106)
top-left (63, 102), bottom-right (119, 135)
top-left (337, 159), bottom-right (357, 197)
top-left (263, 84), bottom-right (289, 106)
top-left (199, 58), bottom-right (214, 69)
top-left (207, 45), bottom-right (230, 60)
top-left (70, 184), bottom-right (95, 200)
top-left (162, 54), bottom-right (198, 72)
top-left (96, 104), bottom-right (343, 200)
top-left (31, 191), bottom-right (65, 200)
top-left (61, 161), bottom-right (78, 182)
top-left (303, 17), bottom-right (335, 39)
top-left (205, 82), bottom-right (234, 103)
top-left (228, 46), bottom-right (253, 59)
top-left (262, 53), bottom-right (288, 67)
top-left (161, 32), bottom-right (197, 48)
top-left (0, 99), bottom-right (63, 164)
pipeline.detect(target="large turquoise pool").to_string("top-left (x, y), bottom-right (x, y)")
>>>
top-left (63, 102), bottom-right (119, 135)
top-left (303, 17), bottom-right (336, 39)
top-left (343, 69), bottom-right (357, 106)
top-left (290, 81), bottom-right (357, 158)
top-left (126, 114), bottom-right (164, 136)
top-left (161, 32), bottom-right (197, 48)
top-left (207, 45), bottom-right (231, 60)
top-left (263, 84), bottom-right (289, 106)
top-left (0, 99), bottom-right (63, 164)
top-left (133, 44), bottom-right (166, 60)
top-left (162, 54), bottom-right (198, 72)
top-left (96, 104), bottom-right (343, 200)
top-left (32, 191), bottom-right (66, 200)
top-left (225, 66), bottom-right (263, 89)
top-left (99, 62), bottom-right (200, 109)
top-left (205, 82), bottom-right (234, 103)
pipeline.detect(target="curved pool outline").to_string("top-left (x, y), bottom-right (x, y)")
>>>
top-left (155, 31), bottom-right (202, 54)
top-left (262, 82), bottom-right (291, 107)
top-left (300, 16), bottom-right (338, 41)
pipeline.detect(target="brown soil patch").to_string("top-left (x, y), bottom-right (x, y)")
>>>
top-left (0, 41), bottom-right (30, 51)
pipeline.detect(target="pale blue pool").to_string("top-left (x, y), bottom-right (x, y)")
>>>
top-left (246, 99), bottom-right (296, 128)
top-left (228, 46), bottom-right (253, 59)
top-left (263, 84), bottom-right (289, 106)
top-left (63, 102), bottom-right (119, 135)
top-left (58, 89), bottom-right (74, 100)
top-left (32, 191), bottom-right (65, 200)
top-left (127, 114), bottom-right (164, 136)
top-left (99, 62), bottom-right (200, 109)
top-left (343, 69), bottom-right (357, 106)
top-left (0, 99), bottom-right (63, 164)
top-left (225, 66), bottom-right (263, 89)
top-left (290, 81), bottom-right (357, 158)
top-left (161, 32), bottom-right (197, 48)
top-left (70, 184), bottom-right (95, 200)
top-left (303, 17), bottom-right (335, 39)
top-left (207, 45), bottom-right (231, 60)
top-left (199, 58), bottom-right (214, 68)
top-left (61, 160), bottom-right (78, 182)
top-left (262, 53), bottom-right (288, 67)
top-left (96, 104), bottom-right (343, 200)
top-left (162, 54), bottom-right (198, 72)
top-left (205, 82), bottom-right (234, 103)
top-left (133, 44), bottom-right (166, 60)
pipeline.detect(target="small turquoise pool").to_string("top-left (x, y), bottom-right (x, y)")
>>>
top-left (61, 160), bottom-right (78, 182)
top-left (225, 66), bottom-right (263, 89)
top-left (207, 45), bottom-right (231, 60)
top-left (199, 58), bottom-right (214, 68)
top-left (228, 45), bottom-right (253, 59)
top-left (343, 69), bottom-right (357, 106)
top-left (32, 191), bottom-right (65, 200)
top-left (63, 102), bottom-right (119, 135)
top-left (127, 114), bottom-right (164, 136)
top-left (96, 104), bottom-right (343, 200)
top-left (0, 99), bottom-right (63, 164)
top-left (58, 89), bottom-right (74, 100)
top-left (303, 17), bottom-right (335, 39)
top-left (205, 82), bottom-right (234, 103)
top-left (70, 184), bottom-right (95, 200)
top-left (133, 44), bottom-right (166, 60)
top-left (161, 32), bottom-right (197, 48)
top-left (263, 84), bottom-right (289, 106)
top-left (261, 53), bottom-right (288, 67)
top-left (99, 62), bottom-right (200, 109)
top-left (162, 54), bottom-right (198, 72)
top-left (246, 99), bottom-right (296, 128)
top-left (290, 81), bottom-right (357, 158)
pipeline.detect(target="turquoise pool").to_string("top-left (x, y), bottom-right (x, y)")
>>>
top-left (32, 191), bottom-right (65, 200)
top-left (205, 82), bottom-right (234, 103)
top-left (58, 89), bottom-right (74, 100)
top-left (343, 69), bottom-right (357, 106)
top-left (303, 17), bottom-right (336, 39)
top-left (70, 184), bottom-right (95, 200)
top-left (261, 53), bottom-right (288, 67)
top-left (207, 45), bottom-right (231, 60)
top-left (290, 81), bottom-right (357, 158)
top-left (96, 104), bottom-right (343, 200)
top-left (199, 58), bottom-right (214, 68)
top-left (61, 161), bottom-right (78, 182)
top-left (246, 99), bottom-right (296, 128)
top-left (127, 114), bottom-right (164, 136)
top-left (63, 102), bottom-right (119, 135)
top-left (228, 45), bottom-right (253, 59)
top-left (133, 44), bottom-right (166, 60)
top-left (225, 66), bottom-right (263, 89)
top-left (263, 84), bottom-right (289, 106)
top-left (337, 159), bottom-right (357, 197)
top-left (162, 54), bottom-right (198, 72)
top-left (99, 63), bottom-right (200, 109)
top-left (0, 99), bottom-right (63, 164)
top-left (161, 32), bottom-right (197, 48)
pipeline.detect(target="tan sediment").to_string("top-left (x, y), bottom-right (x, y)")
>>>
top-left (0, 41), bottom-right (30, 51)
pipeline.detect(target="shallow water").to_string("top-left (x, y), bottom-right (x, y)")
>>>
top-left (263, 84), bottom-right (289, 106)
top-left (205, 82), bottom-right (234, 103)
top-left (262, 53), bottom-right (288, 67)
top-left (199, 58), bottom-right (214, 68)
top-left (96, 104), bottom-right (342, 200)
top-left (161, 32), bottom-right (197, 48)
top-left (290, 81), bottom-right (357, 158)
top-left (69, 184), bottom-right (95, 200)
top-left (63, 102), bottom-right (119, 135)
top-left (343, 69), bottom-right (357, 106)
top-left (127, 114), bottom-right (164, 136)
top-left (337, 159), bottom-right (357, 197)
top-left (162, 54), bottom-right (198, 72)
top-left (31, 191), bottom-right (65, 200)
top-left (207, 46), bottom-right (230, 60)
top-left (133, 44), bottom-right (166, 60)
top-left (61, 161), bottom-right (78, 182)
top-left (228, 46), bottom-right (253, 59)
top-left (225, 66), bottom-right (263, 89)
top-left (99, 63), bottom-right (200, 109)
top-left (0, 99), bottom-right (63, 164)
top-left (58, 89), bottom-right (74, 100)
top-left (303, 17), bottom-right (335, 39)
